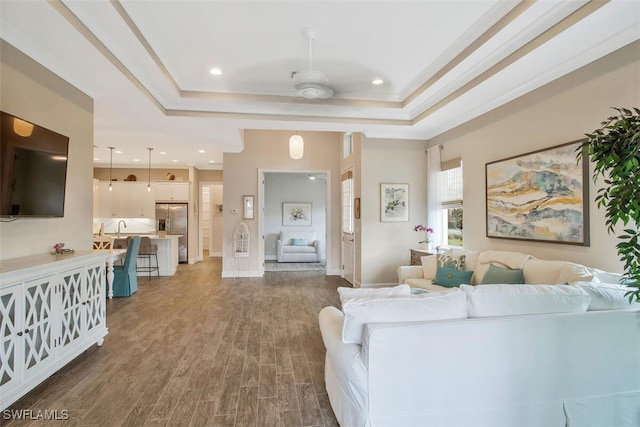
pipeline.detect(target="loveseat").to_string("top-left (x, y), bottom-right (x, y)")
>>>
top-left (276, 230), bottom-right (321, 262)
top-left (319, 250), bottom-right (640, 426)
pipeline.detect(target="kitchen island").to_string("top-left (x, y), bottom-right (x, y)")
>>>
top-left (107, 234), bottom-right (181, 276)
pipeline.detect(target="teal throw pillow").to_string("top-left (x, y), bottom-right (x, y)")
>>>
top-left (291, 238), bottom-right (307, 246)
top-left (433, 266), bottom-right (474, 287)
top-left (480, 263), bottom-right (524, 284)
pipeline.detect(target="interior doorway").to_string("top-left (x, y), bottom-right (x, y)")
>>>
top-left (258, 169), bottom-right (331, 275)
top-left (199, 182), bottom-right (223, 260)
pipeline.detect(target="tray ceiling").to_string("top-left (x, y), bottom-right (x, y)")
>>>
top-left (1, 0), bottom-right (638, 168)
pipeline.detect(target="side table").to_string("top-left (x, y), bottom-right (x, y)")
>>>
top-left (410, 248), bottom-right (433, 265)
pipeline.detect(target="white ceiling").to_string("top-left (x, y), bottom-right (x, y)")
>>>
top-left (1, 0), bottom-right (639, 169)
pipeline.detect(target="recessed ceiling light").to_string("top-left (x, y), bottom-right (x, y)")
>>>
top-left (309, 175), bottom-right (316, 180)
top-left (208, 160), bottom-right (215, 164)
top-left (172, 159), bottom-right (178, 162)
top-left (198, 149), bottom-right (206, 153)
top-left (159, 151), bottom-right (167, 155)
top-left (115, 150), bottom-right (123, 154)
top-left (94, 157), bottom-right (100, 161)
top-left (372, 78), bottom-right (384, 85)
top-left (209, 67), bottom-right (222, 75)
top-left (133, 159), bottom-right (140, 162)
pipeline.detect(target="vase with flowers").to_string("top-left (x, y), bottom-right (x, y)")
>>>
top-left (414, 225), bottom-right (434, 250)
top-left (51, 242), bottom-right (74, 255)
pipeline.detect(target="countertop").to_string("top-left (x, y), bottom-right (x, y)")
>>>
top-left (97, 234), bottom-right (182, 239)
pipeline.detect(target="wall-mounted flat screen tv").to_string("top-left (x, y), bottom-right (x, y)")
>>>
top-left (1, 111), bottom-right (70, 217)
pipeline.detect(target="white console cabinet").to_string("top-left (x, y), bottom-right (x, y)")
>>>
top-left (0, 251), bottom-right (107, 410)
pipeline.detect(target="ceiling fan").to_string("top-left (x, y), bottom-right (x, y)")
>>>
top-left (292, 29), bottom-right (334, 100)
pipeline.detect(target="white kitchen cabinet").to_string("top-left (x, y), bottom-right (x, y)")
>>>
top-left (154, 181), bottom-right (189, 202)
top-left (0, 252), bottom-right (107, 410)
top-left (95, 182), bottom-right (156, 218)
top-left (97, 181), bottom-right (116, 217)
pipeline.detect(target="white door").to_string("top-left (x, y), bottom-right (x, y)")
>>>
top-left (341, 170), bottom-right (355, 284)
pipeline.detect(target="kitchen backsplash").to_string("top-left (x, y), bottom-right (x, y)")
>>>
top-left (94, 218), bottom-right (155, 235)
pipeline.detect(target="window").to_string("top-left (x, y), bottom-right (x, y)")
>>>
top-left (342, 171), bottom-right (354, 233)
top-left (343, 133), bottom-right (353, 158)
top-left (440, 158), bottom-right (463, 247)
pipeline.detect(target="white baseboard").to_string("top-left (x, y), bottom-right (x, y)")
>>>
top-left (326, 268), bottom-right (341, 276)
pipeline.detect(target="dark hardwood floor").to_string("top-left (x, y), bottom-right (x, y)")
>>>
top-left (5, 257), bottom-right (345, 426)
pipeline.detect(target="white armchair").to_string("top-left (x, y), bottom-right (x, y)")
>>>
top-left (276, 231), bottom-right (321, 262)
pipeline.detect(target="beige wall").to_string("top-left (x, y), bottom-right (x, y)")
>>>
top-left (360, 137), bottom-right (429, 284)
top-left (0, 41), bottom-right (94, 260)
top-left (198, 170), bottom-right (223, 182)
top-left (222, 130), bottom-right (342, 277)
top-left (429, 41), bottom-right (640, 273)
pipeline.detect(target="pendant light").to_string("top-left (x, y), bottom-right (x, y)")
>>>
top-left (289, 133), bottom-right (304, 160)
top-left (108, 146), bottom-right (115, 191)
top-left (147, 147), bottom-right (153, 192)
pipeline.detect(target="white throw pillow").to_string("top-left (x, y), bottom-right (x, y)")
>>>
top-left (341, 291), bottom-right (468, 344)
top-left (557, 262), bottom-right (594, 284)
top-left (421, 255), bottom-right (437, 280)
top-left (338, 284), bottom-right (411, 304)
top-left (523, 259), bottom-right (566, 284)
top-left (460, 284), bottom-right (590, 318)
top-left (572, 282), bottom-right (640, 310)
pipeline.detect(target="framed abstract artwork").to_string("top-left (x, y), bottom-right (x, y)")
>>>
top-left (283, 202), bottom-right (312, 226)
top-left (380, 183), bottom-right (409, 222)
top-left (485, 140), bottom-right (589, 245)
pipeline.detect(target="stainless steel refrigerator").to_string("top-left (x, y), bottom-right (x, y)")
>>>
top-left (156, 203), bottom-right (188, 263)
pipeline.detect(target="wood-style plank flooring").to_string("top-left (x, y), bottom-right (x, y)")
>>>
top-left (6, 257), bottom-right (345, 426)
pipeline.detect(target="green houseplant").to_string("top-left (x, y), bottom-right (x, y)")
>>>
top-left (579, 107), bottom-right (640, 302)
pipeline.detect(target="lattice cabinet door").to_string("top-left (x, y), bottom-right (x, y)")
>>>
top-left (59, 269), bottom-right (83, 351)
top-left (83, 263), bottom-right (105, 338)
top-left (21, 276), bottom-right (56, 382)
top-left (0, 283), bottom-right (24, 398)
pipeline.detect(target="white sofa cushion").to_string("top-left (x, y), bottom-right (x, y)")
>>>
top-left (460, 284), bottom-right (590, 318)
top-left (421, 255), bottom-right (438, 280)
top-left (338, 284), bottom-right (411, 304)
top-left (523, 259), bottom-right (566, 284)
top-left (572, 282), bottom-right (640, 311)
top-left (282, 245), bottom-right (316, 254)
top-left (341, 291), bottom-right (468, 344)
top-left (523, 259), bottom-right (593, 285)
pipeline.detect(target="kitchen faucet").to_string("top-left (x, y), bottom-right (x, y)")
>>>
top-left (117, 220), bottom-right (127, 238)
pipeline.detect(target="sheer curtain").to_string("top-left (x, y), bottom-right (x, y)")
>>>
top-left (426, 145), bottom-right (442, 247)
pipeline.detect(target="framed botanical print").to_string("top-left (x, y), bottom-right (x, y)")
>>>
top-left (380, 183), bottom-right (409, 222)
top-left (283, 202), bottom-right (312, 226)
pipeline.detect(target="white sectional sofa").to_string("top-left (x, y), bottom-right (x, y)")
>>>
top-left (276, 230), bottom-right (321, 262)
top-left (319, 250), bottom-right (640, 426)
